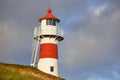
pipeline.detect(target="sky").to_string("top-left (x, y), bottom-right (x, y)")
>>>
top-left (0, 0), bottom-right (120, 80)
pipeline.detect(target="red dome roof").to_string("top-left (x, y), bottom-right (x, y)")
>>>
top-left (38, 7), bottom-right (60, 23)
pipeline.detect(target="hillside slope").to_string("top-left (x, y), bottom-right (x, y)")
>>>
top-left (0, 63), bottom-right (64, 80)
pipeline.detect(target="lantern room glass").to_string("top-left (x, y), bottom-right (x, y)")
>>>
top-left (46, 19), bottom-right (56, 26)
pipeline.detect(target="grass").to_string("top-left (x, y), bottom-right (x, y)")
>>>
top-left (0, 63), bottom-right (35, 80)
top-left (0, 63), bottom-right (64, 80)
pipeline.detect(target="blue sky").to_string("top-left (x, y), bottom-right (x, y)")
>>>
top-left (0, 0), bottom-right (120, 80)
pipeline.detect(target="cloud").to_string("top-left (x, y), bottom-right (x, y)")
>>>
top-left (0, 20), bottom-right (32, 64)
top-left (0, 0), bottom-right (48, 64)
top-left (61, 61), bottom-right (120, 80)
top-left (59, 2), bottom-right (120, 69)
top-left (85, 68), bottom-right (120, 80)
top-left (89, 3), bottom-right (108, 17)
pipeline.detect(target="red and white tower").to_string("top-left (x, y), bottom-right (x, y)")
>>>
top-left (35, 7), bottom-right (64, 76)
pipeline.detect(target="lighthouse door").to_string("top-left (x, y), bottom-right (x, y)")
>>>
top-left (50, 66), bottom-right (54, 72)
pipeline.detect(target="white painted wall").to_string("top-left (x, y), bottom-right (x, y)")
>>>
top-left (37, 58), bottom-right (58, 76)
top-left (40, 38), bottom-right (58, 44)
top-left (41, 25), bottom-right (57, 35)
top-left (41, 20), bottom-right (46, 27)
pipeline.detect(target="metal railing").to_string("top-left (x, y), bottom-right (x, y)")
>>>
top-left (34, 26), bottom-right (64, 38)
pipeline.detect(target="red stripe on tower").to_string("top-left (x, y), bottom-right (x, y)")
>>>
top-left (40, 43), bottom-right (58, 59)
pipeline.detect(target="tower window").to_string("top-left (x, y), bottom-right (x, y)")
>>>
top-left (46, 19), bottom-right (56, 26)
top-left (53, 20), bottom-right (56, 26)
top-left (50, 66), bottom-right (54, 72)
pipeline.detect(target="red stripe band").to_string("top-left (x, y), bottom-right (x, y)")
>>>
top-left (39, 43), bottom-right (58, 59)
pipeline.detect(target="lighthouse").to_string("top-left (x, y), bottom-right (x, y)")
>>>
top-left (34, 7), bottom-right (64, 76)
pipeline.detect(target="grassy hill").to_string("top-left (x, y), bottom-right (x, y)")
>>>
top-left (0, 63), bottom-right (64, 80)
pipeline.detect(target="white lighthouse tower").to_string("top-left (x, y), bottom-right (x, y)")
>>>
top-left (31, 7), bottom-right (64, 76)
